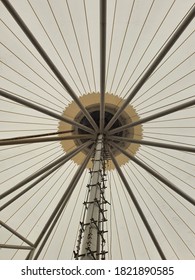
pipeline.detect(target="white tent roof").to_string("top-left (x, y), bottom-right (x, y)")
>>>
top-left (0, 0), bottom-right (195, 260)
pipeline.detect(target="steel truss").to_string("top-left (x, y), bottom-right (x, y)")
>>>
top-left (74, 135), bottom-right (109, 260)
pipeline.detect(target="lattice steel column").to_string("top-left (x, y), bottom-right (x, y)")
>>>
top-left (74, 134), bottom-right (108, 260)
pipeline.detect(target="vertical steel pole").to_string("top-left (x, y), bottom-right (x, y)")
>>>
top-left (100, 0), bottom-right (107, 133)
top-left (80, 134), bottom-right (104, 259)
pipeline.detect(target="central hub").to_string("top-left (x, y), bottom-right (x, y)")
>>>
top-left (74, 103), bottom-right (134, 156)
top-left (78, 110), bottom-right (123, 137)
top-left (58, 92), bottom-right (142, 170)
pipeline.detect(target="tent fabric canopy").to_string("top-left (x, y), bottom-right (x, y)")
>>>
top-left (0, 0), bottom-right (194, 260)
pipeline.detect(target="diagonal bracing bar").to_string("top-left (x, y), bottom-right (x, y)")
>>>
top-left (108, 136), bottom-right (195, 153)
top-left (0, 140), bottom-right (93, 200)
top-left (26, 249), bottom-right (35, 260)
top-left (108, 146), bottom-right (166, 260)
top-left (0, 134), bottom-right (94, 146)
top-left (0, 244), bottom-right (34, 250)
top-left (108, 99), bottom-right (195, 135)
top-left (100, 0), bottom-right (107, 133)
top-left (0, 220), bottom-right (34, 247)
top-left (0, 90), bottom-right (94, 134)
top-left (110, 142), bottom-right (195, 206)
top-left (1, 0), bottom-right (98, 132)
top-left (105, 5), bottom-right (195, 132)
top-left (0, 130), bottom-right (74, 141)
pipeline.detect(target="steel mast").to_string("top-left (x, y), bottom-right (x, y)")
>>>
top-left (74, 134), bottom-right (108, 260)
